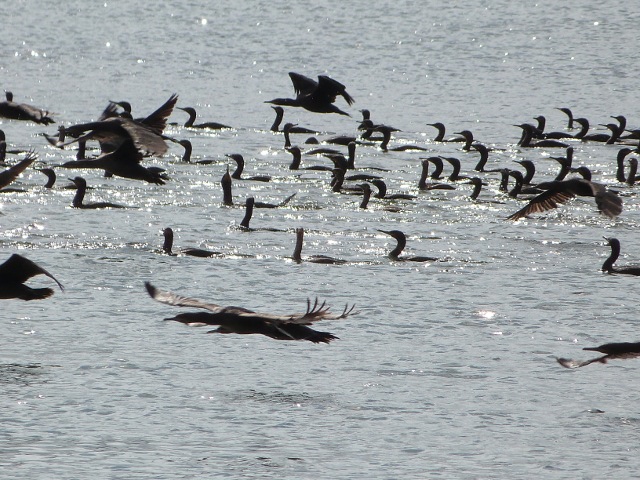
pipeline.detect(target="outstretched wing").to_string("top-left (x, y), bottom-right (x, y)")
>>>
top-left (507, 188), bottom-right (575, 221)
top-left (275, 298), bottom-right (357, 325)
top-left (316, 75), bottom-right (354, 105)
top-left (140, 93), bottom-right (179, 134)
top-left (0, 151), bottom-right (37, 189)
top-left (0, 254), bottom-right (63, 290)
top-left (289, 72), bottom-right (318, 97)
top-left (145, 282), bottom-right (229, 313)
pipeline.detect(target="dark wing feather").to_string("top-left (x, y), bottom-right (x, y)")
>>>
top-left (139, 94), bottom-right (178, 134)
top-left (0, 151), bottom-right (37, 189)
top-left (507, 189), bottom-right (575, 220)
top-left (288, 72), bottom-right (318, 97)
top-left (0, 254), bottom-right (63, 290)
top-left (316, 75), bottom-right (354, 105)
top-left (145, 282), bottom-right (227, 313)
top-left (594, 190), bottom-right (623, 218)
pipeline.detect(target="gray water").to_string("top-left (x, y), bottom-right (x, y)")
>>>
top-left (2, 1), bottom-right (640, 478)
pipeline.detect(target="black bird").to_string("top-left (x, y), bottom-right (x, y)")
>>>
top-left (0, 151), bottom-right (37, 190)
top-left (145, 282), bottom-right (354, 343)
top-left (616, 147), bottom-right (637, 182)
top-left (286, 146), bottom-right (333, 171)
top-left (370, 179), bottom-right (416, 200)
top-left (602, 237), bottom-right (640, 276)
top-left (220, 166), bottom-right (294, 207)
top-left (178, 106), bottom-right (231, 130)
top-left (516, 123), bottom-right (569, 148)
top-left (56, 94), bottom-right (178, 156)
top-left (173, 139), bottom-right (219, 165)
top-left (292, 228), bottom-right (346, 264)
top-left (557, 341), bottom-right (640, 368)
top-left (378, 126), bottom-right (428, 152)
top-left (0, 91), bottom-right (54, 125)
top-left (0, 254), bottom-right (63, 300)
top-left (227, 154), bottom-right (271, 182)
top-left (60, 140), bottom-right (166, 184)
top-left (69, 177), bottom-right (127, 209)
top-left (269, 106), bottom-right (317, 133)
top-left (266, 72), bottom-right (354, 116)
top-left (378, 230), bottom-right (437, 262)
top-left (556, 107), bottom-right (575, 129)
top-left (162, 227), bottom-right (222, 257)
top-left (418, 159), bottom-right (455, 190)
top-left (506, 178), bottom-right (622, 220)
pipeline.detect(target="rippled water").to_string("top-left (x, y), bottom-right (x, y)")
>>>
top-left (2, 1), bottom-right (640, 479)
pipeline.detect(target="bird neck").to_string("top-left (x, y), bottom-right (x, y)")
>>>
top-left (389, 234), bottom-right (406, 259)
top-left (288, 148), bottom-right (301, 170)
top-left (602, 241), bottom-right (620, 273)
top-left (359, 187), bottom-right (371, 209)
top-left (240, 199), bottom-right (254, 228)
top-left (163, 231), bottom-right (174, 255)
top-left (221, 170), bottom-right (233, 206)
top-left (293, 229), bottom-right (303, 262)
top-left (72, 183), bottom-right (85, 208)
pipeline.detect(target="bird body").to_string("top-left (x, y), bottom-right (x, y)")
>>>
top-left (0, 91), bottom-right (54, 125)
top-left (145, 282), bottom-right (354, 343)
top-left (602, 238), bottom-right (640, 275)
top-left (266, 72), bottom-right (354, 116)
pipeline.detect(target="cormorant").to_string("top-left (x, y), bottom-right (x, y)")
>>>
top-left (0, 91), bottom-right (54, 125)
top-left (293, 228), bottom-right (346, 264)
top-left (269, 106), bottom-right (317, 133)
top-left (56, 93), bottom-right (178, 156)
top-left (69, 177), bottom-right (127, 209)
top-left (378, 230), bottom-right (437, 262)
top-left (516, 124), bottom-right (570, 148)
top-left (227, 154), bottom-right (271, 182)
top-left (602, 237), bottom-right (640, 275)
top-left (178, 106), bottom-right (231, 130)
top-left (266, 72), bottom-right (354, 116)
top-left (556, 107), bottom-right (575, 129)
top-left (370, 179), bottom-right (416, 200)
top-left (418, 159), bottom-right (455, 191)
top-left (0, 254), bottom-right (63, 300)
top-left (557, 341), bottom-right (640, 368)
top-left (162, 227), bottom-right (222, 257)
top-left (506, 178), bottom-right (622, 220)
top-left (60, 140), bottom-right (166, 184)
top-left (145, 282), bottom-right (355, 343)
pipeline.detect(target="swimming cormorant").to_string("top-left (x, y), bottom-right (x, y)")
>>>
top-left (602, 237), bottom-right (640, 275)
top-left (227, 154), bottom-right (271, 182)
top-left (178, 106), bottom-right (231, 130)
top-left (378, 230), bottom-right (437, 262)
top-left (557, 341), bottom-right (640, 368)
top-left (269, 106), bottom-right (317, 133)
top-left (516, 124), bottom-right (570, 148)
top-left (370, 179), bottom-right (416, 200)
top-left (69, 177), bottom-right (127, 209)
top-left (0, 253), bottom-right (63, 300)
top-left (556, 107), bottom-right (575, 129)
top-left (266, 72), bottom-right (354, 116)
top-left (0, 91), bottom-right (54, 125)
top-left (162, 227), bottom-right (222, 257)
top-left (145, 282), bottom-right (355, 343)
top-left (293, 228), bottom-right (346, 264)
top-left (506, 178), bottom-right (622, 220)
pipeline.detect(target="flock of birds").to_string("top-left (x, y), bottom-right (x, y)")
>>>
top-left (1, 72), bottom-right (640, 358)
